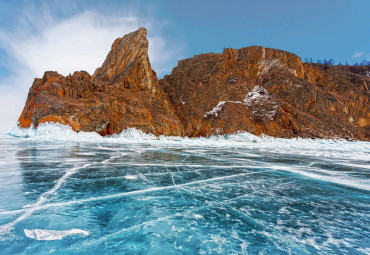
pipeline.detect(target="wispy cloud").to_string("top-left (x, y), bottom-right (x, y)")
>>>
top-left (352, 51), bottom-right (365, 59)
top-left (0, 2), bottom-right (185, 132)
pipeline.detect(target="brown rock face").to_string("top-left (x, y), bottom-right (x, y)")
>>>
top-left (18, 28), bottom-right (184, 136)
top-left (18, 28), bottom-right (369, 140)
top-left (160, 47), bottom-right (369, 140)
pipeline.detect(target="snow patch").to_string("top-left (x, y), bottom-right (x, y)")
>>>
top-left (244, 86), bottom-right (279, 120)
top-left (204, 101), bottom-right (227, 118)
top-left (204, 100), bottom-right (244, 118)
top-left (24, 229), bottom-right (89, 240)
top-left (204, 86), bottom-right (278, 120)
top-left (243, 86), bottom-right (270, 106)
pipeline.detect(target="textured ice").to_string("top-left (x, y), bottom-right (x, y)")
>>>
top-left (1, 123), bottom-right (369, 254)
top-left (124, 175), bottom-right (138, 180)
top-left (7, 122), bottom-right (370, 160)
top-left (8, 122), bottom-right (156, 141)
top-left (24, 229), bottom-right (89, 240)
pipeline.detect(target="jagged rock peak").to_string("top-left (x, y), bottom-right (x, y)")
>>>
top-left (17, 27), bottom-right (184, 136)
top-left (92, 27), bottom-right (151, 82)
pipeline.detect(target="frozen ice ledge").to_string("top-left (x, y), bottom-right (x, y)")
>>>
top-left (17, 27), bottom-right (370, 140)
top-left (7, 123), bottom-right (370, 158)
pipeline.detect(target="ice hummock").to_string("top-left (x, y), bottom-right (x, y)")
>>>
top-left (6, 122), bottom-right (370, 174)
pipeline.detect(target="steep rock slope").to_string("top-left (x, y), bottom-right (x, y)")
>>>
top-left (160, 47), bottom-right (369, 140)
top-left (18, 28), bottom-right (184, 136)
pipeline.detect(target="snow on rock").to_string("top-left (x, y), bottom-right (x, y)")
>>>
top-left (243, 86), bottom-right (270, 106)
top-left (204, 101), bottom-right (227, 118)
top-left (204, 100), bottom-right (244, 118)
top-left (204, 86), bottom-right (279, 121)
top-left (244, 86), bottom-right (279, 121)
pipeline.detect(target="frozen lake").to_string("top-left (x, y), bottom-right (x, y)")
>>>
top-left (0, 124), bottom-right (369, 254)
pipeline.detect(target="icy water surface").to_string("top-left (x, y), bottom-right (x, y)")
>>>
top-left (0, 124), bottom-right (369, 254)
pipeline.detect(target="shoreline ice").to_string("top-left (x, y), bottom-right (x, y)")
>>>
top-left (6, 122), bottom-right (370, 154)
top-left (7, 122), bottom-right (370, 144)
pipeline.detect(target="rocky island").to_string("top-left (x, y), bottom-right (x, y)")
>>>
top-left (18, 28), bottom-right (369, 140)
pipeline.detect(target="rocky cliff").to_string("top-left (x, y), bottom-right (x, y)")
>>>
top-left (161, 47), bottom-right (369, 140)
top-left (18, 28), bottom-right (370, 140)
top-left (18, 28), bottom-right (184, 136)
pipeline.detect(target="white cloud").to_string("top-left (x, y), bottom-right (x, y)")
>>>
top-left (352, 51), bottom-right (365, 59)
top-left (0, 4), bottom-right (184, 133)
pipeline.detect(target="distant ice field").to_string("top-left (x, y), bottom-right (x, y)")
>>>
top-left (0, 123), bottom-right (369, 254)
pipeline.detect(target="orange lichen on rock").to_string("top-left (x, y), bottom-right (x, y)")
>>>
top-left (161, 46), bottom-right (369, 140)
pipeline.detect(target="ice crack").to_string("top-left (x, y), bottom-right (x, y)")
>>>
top-left (0, 163), bottom-right (92, 236)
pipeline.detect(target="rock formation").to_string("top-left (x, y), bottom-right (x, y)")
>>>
top-left (161, 47), bottom-right (369, 140)
top-left (18, 28), bottom-right (184, 136)
top-left (18, 28), bottom-right (369, 140)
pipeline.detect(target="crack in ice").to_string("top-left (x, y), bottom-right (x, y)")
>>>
top-left (0, 163), bottom-right (92, 236)
top-left (0, 168), bottom-right (284, 216)
top-left (0, 151), bottom-right (127, 236)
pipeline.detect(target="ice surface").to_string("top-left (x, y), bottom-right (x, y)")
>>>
top-left (0, 162), bottom-right (92, 236)
top-left (24, 229), bottom-right (89, 240)
top-left (7, 122), bottom-right (370, 160)
top-left (1, 123), bottom-right (369, 254)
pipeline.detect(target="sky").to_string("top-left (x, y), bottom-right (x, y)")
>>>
top-left (0, 0), bottom-right (369, 133)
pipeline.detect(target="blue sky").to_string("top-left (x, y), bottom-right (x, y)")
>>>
top-left (159, 0), bottom-right (370, 62)
top-left (0, 0), bottom-right (369, 132)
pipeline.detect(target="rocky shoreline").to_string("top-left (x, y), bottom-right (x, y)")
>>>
top-left (18, 28), bottom-right (369, 140)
